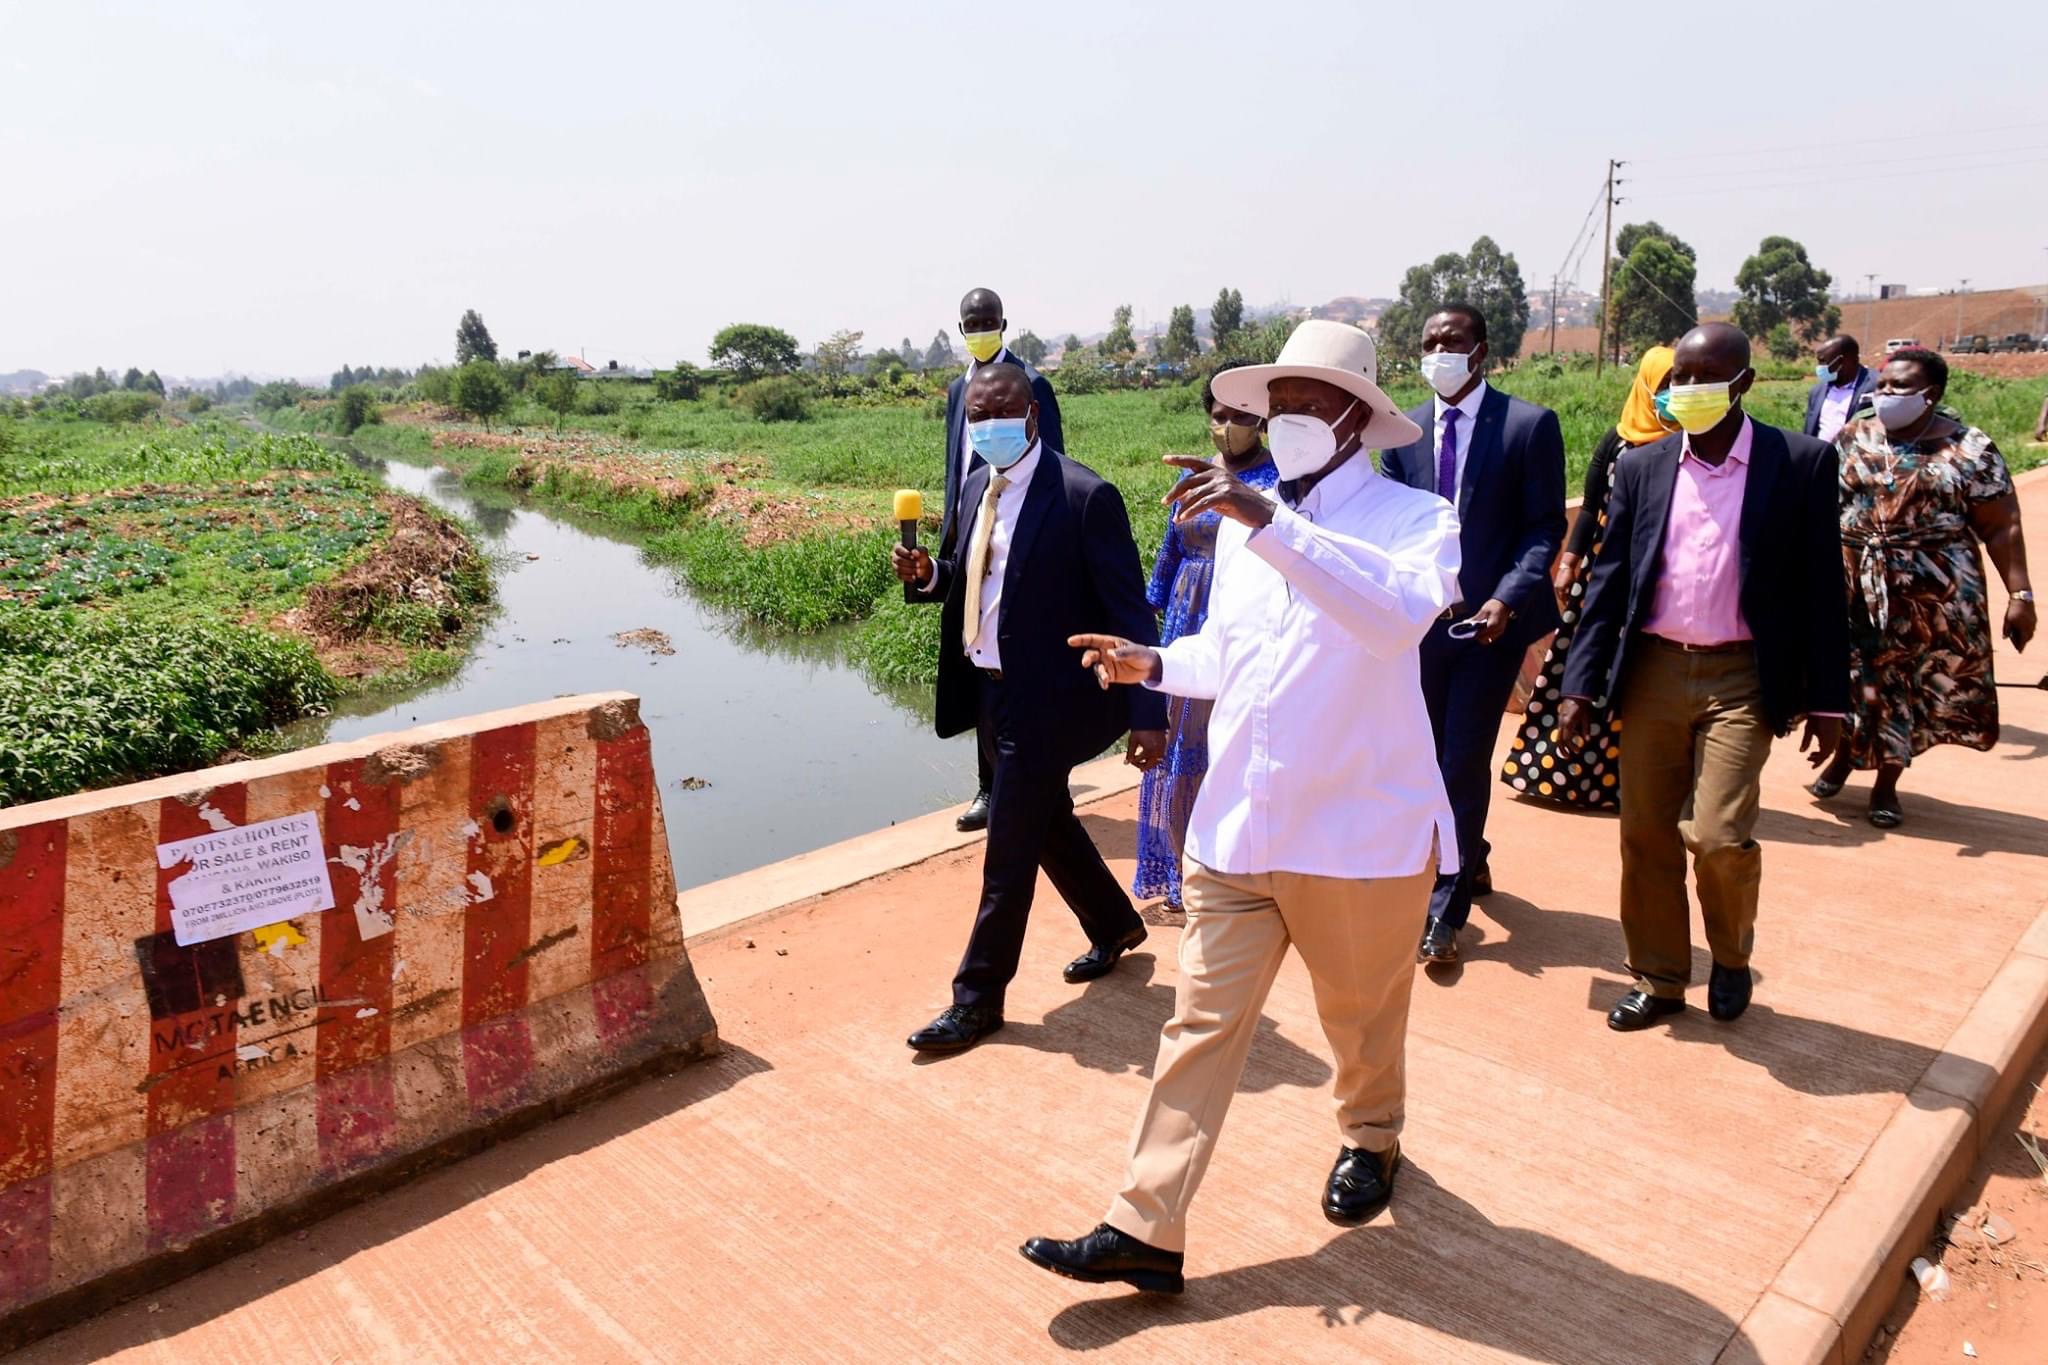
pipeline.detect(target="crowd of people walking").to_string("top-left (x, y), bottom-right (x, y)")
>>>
top-left (886, 286), bottom-right (2036, 1295)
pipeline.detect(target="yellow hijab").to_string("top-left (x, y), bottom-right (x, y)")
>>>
top-left (1616, 345), bottom-right (1676, 446)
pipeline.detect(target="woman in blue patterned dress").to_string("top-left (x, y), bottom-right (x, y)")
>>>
top-left (1131, 361), bottom-right (1279, 914)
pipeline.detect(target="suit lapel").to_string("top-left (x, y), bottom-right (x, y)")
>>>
top-left (1737, 419), bottom-right (1783, 583)
top-left (1000, 450), bottom-right (1059, 606)
top-left (1458, 388), bottom-right (1506, 520)
top-left (1633, 433), bottom-right (1683, 599)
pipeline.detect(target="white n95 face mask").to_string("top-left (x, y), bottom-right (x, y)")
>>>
top-left (1267, 399), bottom-right (1359, 481)
top-left (1420, 350), bottom-right (1473, 399)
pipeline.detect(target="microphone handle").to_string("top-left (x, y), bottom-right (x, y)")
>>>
top-left (900, 519), bottom-right (918, 551)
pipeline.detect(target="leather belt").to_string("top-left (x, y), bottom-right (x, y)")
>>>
top-left (1645, 634), bottom-right (1751, 656)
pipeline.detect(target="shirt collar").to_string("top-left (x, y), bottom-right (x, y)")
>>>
top-left (1680, 413), bottom-right (1754, 471)
top-left (968, 346), bottom-right (1012, 376)
top-left (1434, 379), bottom-right (1488, 422)
top-left (992, 442), bottom-right (1040, 489)
top-left (1296, 446), bottom-right (1374, 517)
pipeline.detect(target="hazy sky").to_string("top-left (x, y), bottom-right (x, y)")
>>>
top-left (5, 0), bottom-right (2046, 378)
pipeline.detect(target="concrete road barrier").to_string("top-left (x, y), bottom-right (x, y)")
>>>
top-left (0, 692), bottom-right (717, 1349)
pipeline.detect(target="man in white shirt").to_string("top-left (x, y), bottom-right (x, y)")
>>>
top-left (1021, 321), bottom-right (1458, 1293)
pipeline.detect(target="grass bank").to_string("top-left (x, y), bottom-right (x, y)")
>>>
top-left (0, 414), bottom-right (491, 805)
top-left (286, 360), bottom-right (2048, 691)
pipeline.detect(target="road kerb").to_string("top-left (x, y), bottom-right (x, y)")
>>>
top-left (1732, 906), bottom-right (2048, 1363)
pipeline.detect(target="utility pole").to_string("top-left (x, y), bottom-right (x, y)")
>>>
top-left (1594, 160), bottom-right (1617, 375)
top-left (1956, 280), bottom-right (1969, 345)
top-left (1549, 274), bottom-right (1559, 354)
top-left (1863, 272), bottom-right (1877, 344)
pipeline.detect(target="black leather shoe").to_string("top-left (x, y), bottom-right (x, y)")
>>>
top-left (1469, 863), bottom-right (1494, 898)
top-left (1322, 1143), bottom-right (1399, 1226)
top-left (1607, 990), bottom-right (1686, 1032)
top-left (906, 1003), bottom-right (1003, 1053)
top-left (1708, 963), bottom-right (1752, 1022)
top-left (955, 790), bottom-right (991, 832)
top-left (1416, 919), bottom-right (1459, 965)
top-left (1063, 926), bottom-right (1147, 984)
top-left (1020, 1224), bottom-right (1184, 1295)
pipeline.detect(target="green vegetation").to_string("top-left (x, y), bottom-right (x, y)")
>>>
top-left (0, 606), bottom-right (336, 806)
top-left (1377, 236), bottom-right (1532, 366)
top-left (295, 343), bottom-right (2047, 700)
top-left (0, 414), bottom-right (490, 804)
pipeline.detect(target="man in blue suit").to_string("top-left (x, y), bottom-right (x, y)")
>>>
top-left (917, 286), bottom-right (1066, 832)
top-left (1804, 335), bottom-right (1877, 443)
top-left (1379, 304), bottom-right (1566, 966)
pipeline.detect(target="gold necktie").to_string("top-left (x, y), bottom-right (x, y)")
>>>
top-left (961, 473), bottom-right (1011, 652)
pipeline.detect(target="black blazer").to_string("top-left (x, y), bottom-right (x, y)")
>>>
top-left (926, 448), bottom-right (1164, 768)
top-left (1379, 386), bottom-right (1567, 649)
top-left (938, 352), bottom-right (1064, 560)
top-left (1560, 419), bottom-right (1849, 735)
top-left (1802, 365), bottom-right (1877, 437)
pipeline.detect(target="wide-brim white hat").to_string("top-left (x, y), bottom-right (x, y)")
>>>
top-left (1210, 319), bottom-right (1423, 449)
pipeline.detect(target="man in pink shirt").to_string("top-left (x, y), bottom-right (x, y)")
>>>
top-left (1557, 323), bottom-right (1847, 1032)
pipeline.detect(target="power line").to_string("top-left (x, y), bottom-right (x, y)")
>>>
top-left (1609, 251), bottom-right (1696, 322)
top-left (1626, 118), bottom-right (2048, 166)
top-left (1630, 152), bottom-right (2048, 199)
top-left (1630, 142), bottom-right (2048, 183)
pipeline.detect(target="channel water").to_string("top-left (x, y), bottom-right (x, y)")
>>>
top-left (286, 456), bottom-right (974, 890)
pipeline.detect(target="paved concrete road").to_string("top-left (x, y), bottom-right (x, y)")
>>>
top-left (18, 480), bottom-right (2048, 1364)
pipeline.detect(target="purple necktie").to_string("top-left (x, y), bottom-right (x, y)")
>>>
top-left (1436, 407), bottom-right (1460, 501)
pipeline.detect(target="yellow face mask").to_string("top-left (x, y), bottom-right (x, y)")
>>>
top-left (963, 330), bottom-right (1003, 363)
top-left (1664, 378), bottom-right (1741, 434)
top-left (1210, 419), bottom-right (1261, 459)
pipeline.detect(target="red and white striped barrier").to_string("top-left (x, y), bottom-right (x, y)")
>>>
top-left (0, 693), bottom-right (717, 1346)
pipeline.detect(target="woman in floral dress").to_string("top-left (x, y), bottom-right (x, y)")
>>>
top-left (1500, 345), bottom-right (1677, 811)
top-left (1131, 361), bottom-right (1279, 913)
top-left (1809, 348), bottom-right (2035, 827)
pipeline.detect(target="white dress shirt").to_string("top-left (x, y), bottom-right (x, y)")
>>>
top-left (1816, 376), bottom-right (1859, 443)
top-left (1430, 379), bottom-right (1488, 502)
top-left (927, 442), bottom-right (1039, 671)
top-left (1150, 452), bottom-right (1463, 878)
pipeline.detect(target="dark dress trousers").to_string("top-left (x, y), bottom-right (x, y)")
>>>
top-left (1802, 365), bottom-right (1876, 438)
top-left (1560, 420), bottom-right (1850, 735)
top-left (1380, 387), bottom-right (1567, 931)
top-left (925, 447), bottom-right (1164, 1009)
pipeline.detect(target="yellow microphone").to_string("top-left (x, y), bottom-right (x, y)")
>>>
top-left (894, 489), bottom-right (923, 551)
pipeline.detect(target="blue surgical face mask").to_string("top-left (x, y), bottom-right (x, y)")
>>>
top-left (968, 416), bottom-right (1033, 468)
top-left (1816, 363), bottom-right (1836, 382)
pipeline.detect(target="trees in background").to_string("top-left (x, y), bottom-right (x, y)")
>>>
top-left (1162, 305), bottom-right (1199, 364)
top-left (1375, 235), bottom-right (1531, 365)
top-left (1010, 330), bottom-right (1047, 365)
top-left (336, 384), bottom-right (379, 435)
top-left (538, 370), bottom-right (581, 428)
top-left (1103, 305), bottom-right (1135, 359)
top-left (1061, 334), bottom-right (1082, 356)
top-left (923, 331), bottom-right (955, 371)
top-left (899, 337), bottom-right (921, 372)
top-left (1732, 236), bottom-right (1838, 347)
top-left (1606, 222), bottom-right (1699, 353)
top-left (451, 360), bottom-right (510, 429)
top-left (814, 329), bottom-right (864, 380)
top-left (454, 309), bottom-right (498, 365)
top-left (1210, 287), bottom-right (1245, 347)
top-left (709, 323), bottom-right (801, 380)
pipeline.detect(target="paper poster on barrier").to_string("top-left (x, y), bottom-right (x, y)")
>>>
top-left (156, 811), bottom-right (337, 946)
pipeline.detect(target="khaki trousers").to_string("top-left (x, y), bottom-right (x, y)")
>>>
top-left (1616, 638), bottom-right (1774, 999)
top-left (1103, 859), bottom-right (1433, 1253)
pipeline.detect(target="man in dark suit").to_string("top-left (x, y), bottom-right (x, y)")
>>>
top-left (891, 363), bottom-right (1165, 1053)
top-left (1803, 334), bottom-right (1877, 442)
top-left (1559, 322), bottom-right (1846, 1033)
top-left (1379, 304), bottom-right (1566, 966)
top-left (916, 288), bottom-right (1067, 834)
